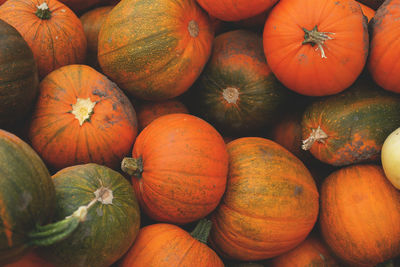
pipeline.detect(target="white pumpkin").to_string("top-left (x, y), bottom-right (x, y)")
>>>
top-left (382, 127), bottom-right (400, 189)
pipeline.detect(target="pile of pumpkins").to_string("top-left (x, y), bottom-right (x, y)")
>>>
top-left (1, 0), bottom-right (400, 266)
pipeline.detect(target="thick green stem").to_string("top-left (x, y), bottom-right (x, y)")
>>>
top-left (35, 2), bottom-right (51, 20)
top-left (121, 157), bottom-right (143, 178)
top-left (190, 218), bottom-right (212, 244)
top-left (302, 26), bottom-right (334, 59)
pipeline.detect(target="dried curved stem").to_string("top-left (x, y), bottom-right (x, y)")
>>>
top-left (302, 26), bottom-right (334, 59)
top-left (302, 125), bottom-right (328, 150)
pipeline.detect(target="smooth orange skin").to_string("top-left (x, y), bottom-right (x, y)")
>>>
top-left (357, 1), bottom-right (375, 22)
top-left (130, 114), bottom-right (228, 224)
top-left (119, 223), bottom-right (224, 267)
top-left (319, 165), bottom-right (400, 266)
top-left (263, 0), bottom-right (368, 96)
top-left (0, 0), bottom-right (87, 79)
top-left (136, 99), bottom-right (188, 131)
top-left (209, 137), bottom-right (319, 261)
top-left (270, 235), bottom-right (340, 267)
top-left (28, 64), bottom-right (137, 171)
top-left (98, 0), bottom-right (214, 101)
top-left (4, 250), bottom-right (55, 267)
top-left (368, 0), bottom-right (400, 93)
top-left (196, 0), bottom-right (277, 21)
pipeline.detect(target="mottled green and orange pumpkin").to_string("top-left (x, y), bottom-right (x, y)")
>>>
top-left (119, 219), bottom-right (224, 267)
top-left (301, 78), bottom-right (400, 166)
top-left (39, 163), bottom-right (141, 267)
top-left (28, 64), bottom-right (137, 171)
top-left (121, 113), bottom-right (228, 224)
top-left (0, 0), bottom-right (87, 79)
top-left (209, 137), bottom-right (319, 261)
top-left (98, 0), bottom-right (214, 100)
top-left (188, 29), bottom-right (291, 135)
top-left (0, 19), bottom-right (39, 128)
top-left (319, 164), bottom-right (400, 266)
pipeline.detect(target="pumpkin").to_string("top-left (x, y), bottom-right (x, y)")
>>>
top-left (80, 6), bottom-right (113, 70)
top-left (209, 137), bottom-right (319, 261)
top-left (98, 0), bottom-right (214, 101)
top-left (0, 130), bottom-right (87, 265)
top-left (0, 19), bottom-right (39, 128)
top-left (319, 164), bottom-right (400, 266)
top-left (195, 0), bottom-right (277, 21)
top-left (381, 127), bottom-right (400, 189)
top-left (357, 1), bottom-right (375, 22)
top-left (28, 64), bottom-right (137, 171)
top-left (0, 0), bottom-right (87, 79)
top-left (5, 250), bottom-right (55, 267)
top-left (269, 234), bottom-right (340, 267)
top-left (121, 113), bottom-right (228, 224)
top-left (368, 0), bottom-right (400, 93)
top-left (38, 163), bottom-right (140, 267)
top-left (263, 0), bottom-right (368, 96)
top-left (301, 77), bottom-right (400, 166)
top-left (119, 219), bottom-right (224, 267)
top-left (188, 29), bottom-right (291, 135)
top-left (59, 0), bottom-right (107, 15)
top-left (136, 99), bottom-right (189, 131)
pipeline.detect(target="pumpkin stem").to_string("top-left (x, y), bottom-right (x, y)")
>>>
top-left (71, 98), bottom-right (96, 126)
top-left (188, 20), bottom-right (199, 37)
top-left (302, 26), bottom-right (334, 59)
top-left (121, 157), bottom-right (143, 178)
top-left (190, 218), bottom-right (212, 244)
top-left (302, 125), bottom-right (328, 150)
top-left (36, 2), bottom-right (52, 20)
top-left (223, 87), bottom-right (239, 104)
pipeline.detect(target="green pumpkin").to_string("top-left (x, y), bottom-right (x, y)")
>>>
top-left (0, 19), bottom-right (39, 128)
top-left (40, 163), bottom-right (141, 267)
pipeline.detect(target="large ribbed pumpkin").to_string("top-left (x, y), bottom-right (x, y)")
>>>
top-left (0, 0), bottom-right (87, 78)
top-left (0, 19), bottom-right (39, 128)
top-left (40, 163), bottom-right (141, 267)
top-left (319, 164), bottom-right (400, 266)
top-left (98, 0), bottom-right (214, 101)
top-left (28, 64), bottom-right (137, 171)
top-left (121, 113), bottom-right (228, 224)
top-left (263, 0), bottom-right (368, 96)
top-left (209, 137), bottom-right (319, 261)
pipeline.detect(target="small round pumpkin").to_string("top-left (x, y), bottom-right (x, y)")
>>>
top-left (40, 163), bottom-right (141, 267)
top-left (28, 64), bottom-right (137, 171)
top-left (119, 219), bottom-right (224, 267)
top-left (121, 113), bottom-right (228, 224)
top-left (381, 127), bottom-right (400, 189)
top-left (263, 0), bottom-right (368, 96)
top-left (0, 19), bottom-right (39, 128)
top-left (209, 137), bottom-right (319, 261)
top-left (319, 164), bottom-right (400, 266)
top-left (0, 0), bottom-right (87, 78)
top-left (98, 0), bottom-right (214, 100)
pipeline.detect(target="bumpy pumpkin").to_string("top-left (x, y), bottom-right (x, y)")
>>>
top-left (0, 19), bottom-right (39, 128)
top-left (263, 0), bottom-right (368, 96)
top-left (98, 0), bottom-right (214, 100)
top-left (368, 0), bottom-right (400, 93)
top-left (120, 219), bottom-right (224, 267)
top-left (0, 0), bottom-right (87, 78)
top-left (301, 77), bottom-right (400, 166)
top-left (189, 29), bottom-right (291, 135)
top-left (28, 64), bottom-right (137, 171)
top-left (196, 0), bottom-right (277, 21)
top-left (121, 113), bottom-right (228, 224)
top-left (319, 164), bottom-right (400, 266)
top-left (209, 137), bottom-right (319, 261)
top-left (39, 163), bottom-right (141, 267)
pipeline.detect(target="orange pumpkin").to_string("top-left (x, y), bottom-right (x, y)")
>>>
top-left (209, 137), bottom-right (319, 261)
top-left (121, 113), bottom-right (228, 224)
top-left (59, 0), bottom-right (106, 14)
top-left (368, 0), bottom-right (400, 93)
top-left (28, 65), bottom-right (137, 171)
top-left (196, 0), bottom-right (277, 21)
top-left (263, 0), bottom-right (368, 96)
top-left (319, 164), bottom-right (400, 266)
top-left (98, 0), bottom-right (214, 101)
top-left (357, 1), bottom-right (375, 22)
top-left (119, 220), bottom-right (224, 267)
top-left (0, 0), bottom-right (87, 79)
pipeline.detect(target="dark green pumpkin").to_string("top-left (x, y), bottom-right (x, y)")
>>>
top-left (301, 77), bottom-right (400, 166)
top-left (188, 29), bottom-right (291, 135)
top-left (40, 163), bottom-right (141, 267)
top-left (0, 19), bottom-right (39, 128)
